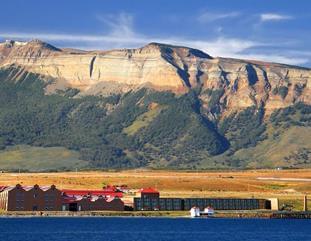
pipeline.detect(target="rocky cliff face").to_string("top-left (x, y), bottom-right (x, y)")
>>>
top-left (0, 39), bottom-right (310, 115)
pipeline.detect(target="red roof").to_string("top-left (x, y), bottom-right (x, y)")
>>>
top-left (0, 184), bottom-right (56, 192)
top-left (61, 189), bottom-right (123, 198)
top-left (62, 195), bottom-right (120, 204)
top-left (139, 187), bottom-right (159, 194)
top-left (103, 185), bottom-right (118, 192)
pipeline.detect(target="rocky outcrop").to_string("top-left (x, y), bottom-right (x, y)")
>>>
top-left (0, 40), bottom-right (210, 93)
top-left (0, 39), bottom-right (310, 115)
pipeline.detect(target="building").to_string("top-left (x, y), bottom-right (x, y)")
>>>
top-left (134, 188), bottom-right (160, 210)
top-left (183, 198), bottom-right (270, 210)
top-left (0, 184), bottom-right (62, 211)
top-left (61, 189), bottom-right (124, 211)
top-left (0, 184), bottom-right (125, 212)
top-left (0, 184), bottom-right (276, 212)
top-left (268, 198), bottom-right (279, 211)
top-left (134, 188), bottom-right (275, 211)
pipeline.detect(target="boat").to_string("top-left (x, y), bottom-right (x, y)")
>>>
top-left (190, 206), bottom-right (215, 218)
top-left (190, 206), bottom-right (201, 217)
top-left (201, 206), bottom-right (215, 217)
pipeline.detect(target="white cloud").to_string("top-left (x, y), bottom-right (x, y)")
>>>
top-left (0, 12), bottom-right (259, 55)
top-left (198, 11), bottom-right (240, 23)
top-left (0, 31), bottom-right (260, 57)
top-left (164, 38), bottom-right (259, 58)
top-left (231, 53), bottom-right (308, 66)
top-left (1, 33), bottom-right (308, 66)
top-left (95, 13), bottom-right (135, 39)
top-left (0, 13), bottom-right (308, 66)
top-left (260, 13), bottom-right (293, 22)
top-left (0, 13), bottom-right (145, 49)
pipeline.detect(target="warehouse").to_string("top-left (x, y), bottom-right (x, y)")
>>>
top-left (61, 189), bottom-right (124, 211)
top-left (183, 198), bottom-right (270, 210)
top-left (0, 184), bottom-right (62, 211)
top-left (134, 188), bottom-right (273, 211)
top-left (61, 186), bottom-right (123, 198)
top-left (0, 184), bottom-right (125, 212)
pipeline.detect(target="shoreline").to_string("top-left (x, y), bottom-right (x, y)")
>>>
top-left (1, 210), bottom-right (310, 219)
top-left (0, 210), bottom-right (296, 219)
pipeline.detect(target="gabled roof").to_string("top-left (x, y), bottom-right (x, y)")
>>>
top-left (40, 185), bottom-right (56, 191)
top-left (22, 186), bottom-right (34, 191)
top-left (2, 186), bottom-right (15, 192)
top-left (61, 189), bottom-right (123, 198)
top-left (62, 193), bottom-right (121, 203)
top-left (0, 184), bottom-right (58, 192)
top-left (0, 186), bottom-right (8, 192)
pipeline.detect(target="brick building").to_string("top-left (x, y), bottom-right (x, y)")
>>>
top-left (61, 189), bottom-right (124, 211)
top-left (0, 184), bottom-right (62, 211)
top-left (0, 184), bottom-right (125, 212)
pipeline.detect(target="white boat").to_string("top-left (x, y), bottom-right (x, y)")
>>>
top-left (190, 206), bottom-right (215, 218)
top-left (190, 206), bottom-right (201, 218)
top-left (201, 206), bottom-right (215, 217)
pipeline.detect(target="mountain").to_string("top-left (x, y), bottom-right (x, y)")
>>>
top-left (0, 39), bottom-right (310, 171)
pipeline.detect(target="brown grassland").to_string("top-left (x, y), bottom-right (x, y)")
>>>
top-left (1, 169), bottom-right (311, 210)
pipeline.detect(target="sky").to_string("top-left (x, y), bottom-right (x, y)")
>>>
top-left (0, 0), bottom-right (310, 67)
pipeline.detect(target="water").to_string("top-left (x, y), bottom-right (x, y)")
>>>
top-left (0, 217), bottom-right (310, 241)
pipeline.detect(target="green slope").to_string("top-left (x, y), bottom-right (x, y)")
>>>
top-left (0, 145), bottom-right (87, 171)
top-left (0, 66), bottom-right (310, 170)
top-left (234, 126), bottom-right (311, 168)
top-left (123, 104), bottom-right (166, 135)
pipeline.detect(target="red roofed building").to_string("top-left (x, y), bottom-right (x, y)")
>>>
top-left (0, 184), bottom-right (124, 212)
top-left (140, 187), bottom-right (159, 195)
top-left (135, 187), bottom-right (160, 211)
top-left (61, 186), bottom-right (124, 211)
top-left (61, 194), bottom-right (124, 211)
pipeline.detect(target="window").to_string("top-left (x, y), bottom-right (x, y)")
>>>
top-left (16, 193), bottom-right (24, 202)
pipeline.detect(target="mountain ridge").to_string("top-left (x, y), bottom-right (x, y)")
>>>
top-left (0, 40), bottom-right (310, 170)
top-left (0, 39), bottom-right (310, 117)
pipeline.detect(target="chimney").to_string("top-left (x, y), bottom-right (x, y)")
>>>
top-left (303, 195), bottom-right (308, 212)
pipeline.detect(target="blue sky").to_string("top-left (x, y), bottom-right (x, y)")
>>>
top-left (0, 0), bottom-right (310, 67)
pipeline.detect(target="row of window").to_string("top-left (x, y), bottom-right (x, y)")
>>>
top-left (134, 198), bottom-right (265, 210)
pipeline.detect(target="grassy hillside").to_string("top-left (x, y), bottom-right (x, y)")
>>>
top-left (0, 145), bottom-right (87, 171)
top-left (123, 104), bottom-right (166, 135)
top-left (234, 126), bottom-right (311, 168)
top-left (0, 66), bottom-right (310, 170)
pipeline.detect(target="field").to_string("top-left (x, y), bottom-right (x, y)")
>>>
top-left (0, 169), bottom-right (311, 211)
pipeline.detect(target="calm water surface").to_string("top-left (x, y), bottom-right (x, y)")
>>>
top-left (0, 217), bottom-right (310, 241)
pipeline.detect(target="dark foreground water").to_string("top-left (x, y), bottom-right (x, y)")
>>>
top-left (0, 217), bottom-right (310, 241)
